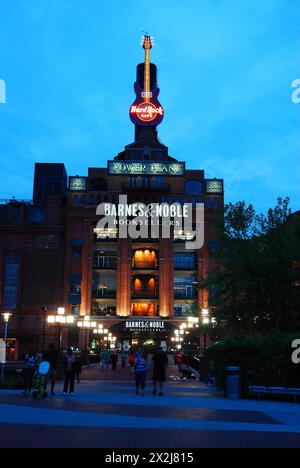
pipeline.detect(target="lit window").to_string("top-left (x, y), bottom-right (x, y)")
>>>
top-left (174, 274), bottom-right (197, 298)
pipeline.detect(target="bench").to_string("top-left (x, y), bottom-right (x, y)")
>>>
top-left (249, 386), bottom-right (300, 403)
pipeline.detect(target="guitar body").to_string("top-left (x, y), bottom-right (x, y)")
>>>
top-left (130, 82), bottom-right (164, 126)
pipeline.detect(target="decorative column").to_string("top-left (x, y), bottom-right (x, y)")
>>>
top-left (159, 239), bottom-right (174, 318)
top-left (116, 238), bottom-right (132, 317)
top-left (198, 245), bottom-right (209, 309)
top-left (81, 218), bottom-right (93, 316)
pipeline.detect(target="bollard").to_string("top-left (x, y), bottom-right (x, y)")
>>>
top-left (226, 366), bottom-right (241, 399)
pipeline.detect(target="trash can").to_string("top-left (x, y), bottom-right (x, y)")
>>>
top-left (226, 367), bottom-right (241, 399)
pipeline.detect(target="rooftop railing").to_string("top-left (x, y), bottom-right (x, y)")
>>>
top-left (0, 199), bottom-right (32, 205)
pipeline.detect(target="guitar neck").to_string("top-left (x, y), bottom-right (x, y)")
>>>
top-left (144, 48), bottom-right (151, 100)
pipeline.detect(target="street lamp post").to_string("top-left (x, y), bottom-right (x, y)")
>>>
top-left (77, 316), bottom-right (97, 350)
top-left (77, 316), bottom-right (97, 367)
top-left (41, 306), bottom-right (49, 353)
top-left (47, 307), bottom-right (75, 351)
top-left (1, 313), bottom-right (12, 381)
top-left (92, 325), bottom-right (116, 350)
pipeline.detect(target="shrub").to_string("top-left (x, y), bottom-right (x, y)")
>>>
top-left (206, 332), bottom-right (300, 393)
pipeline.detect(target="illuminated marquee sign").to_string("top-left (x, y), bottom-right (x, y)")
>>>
top-left (130, 102), bottom-right (164, 123)
top-left (125, 320), bottom-right (166, 332)
top-left (69, 177), bottom-right (87, 192)
top-left (108, 161), bottom-right (185, 176)
top-left (129, 35), bottom-right (164, 126)
top-left (206, 179), bottom-right (223, 193)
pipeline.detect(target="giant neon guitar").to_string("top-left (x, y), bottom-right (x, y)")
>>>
top-left (129, 35), bottom-right (164, 127)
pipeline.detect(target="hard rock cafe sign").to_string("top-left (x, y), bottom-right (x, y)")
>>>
top-left (130, 102), bottom-right (164, 123)
top-left (129, 34), bottom-right (164, 127)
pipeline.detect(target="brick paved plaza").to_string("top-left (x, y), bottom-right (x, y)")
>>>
top-left (1, 364), bottom-right (300, 448)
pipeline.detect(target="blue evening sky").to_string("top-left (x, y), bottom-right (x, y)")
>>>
top-left (0, 0), bottom-right (299, 213)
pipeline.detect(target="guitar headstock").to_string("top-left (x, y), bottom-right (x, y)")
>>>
top-left (141, 35), bottom-right (154, 50)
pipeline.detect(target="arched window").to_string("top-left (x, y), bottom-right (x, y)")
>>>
top-left (205, 197), bottom-right (211, 209)
top-left (73, 195), bottom-right (79, 207)
top-left (89, 194), bottom-right (94, 206)
top-left (185, 180), bottom-right (203, 195)
top-left (213, 198), bottom-right (219, 209)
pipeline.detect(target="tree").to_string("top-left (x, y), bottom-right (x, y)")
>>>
top-left (202, 198), bottom-right (300, 334)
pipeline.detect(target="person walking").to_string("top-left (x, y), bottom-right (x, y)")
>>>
top-left (175, 350), bottom-right (184, 373)
top-left (43, 343), bottom-right (59, 396)
top-left (129, 351), bottom-right (135, 368)
top-left (22, 350), bottom-right (38, 396)
top-left (121, 351), bottom-right (128, 369)
top-left (73, 357), bottom-right (82, 384)
top-left (62, 348), bottom-right (77, 395)
top-left (152, 347), bottom-right (169, 396)
top-left (99, 350), bottom-right (106, 372)
top-left (111, 351), bottom-right (118, 371)
top-left (134, 350), bottom-right (148, 395)
top-left (103, 348), bottom-right (111, 371)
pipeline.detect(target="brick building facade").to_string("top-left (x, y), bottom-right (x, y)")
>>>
top-left (0, 38), bottom-right (224, 358)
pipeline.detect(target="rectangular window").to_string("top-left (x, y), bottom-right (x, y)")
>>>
top-left (93, 254), bottom-right (117, 269)
top-left (71, 305), bottom-right (79, 316)
top-left (72, 246), bottom-right (82, 258)
top-left (70, 281), bottom-right (81, 295)
top-left (142, 178), bottom-right (151, 188)
top-left (174, 274), bottom-right (197, 299)
top-left (156, 177), bottom-right (164, 189)
top-left (174, 253), bottom-right (196, 270)
top-left (68, 281), bottom-right (82, 305)
top-left (92, 272), bottom-right (117, 298)
top-left (174, 303), bottom-right (197, 317)
top-left (2, 254), bottom-right (20, 309)
top-left (26, 207), bottom-right (46, 223)
top-left (11, 207), bottom-right (21, 223)
top-left (129, 177), bottom-right (137, 189)
top-left (91, 303), bottom-right (116, 317)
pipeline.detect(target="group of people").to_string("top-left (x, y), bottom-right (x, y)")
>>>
top-left (133, 347), bottom-right (169, 396)
top-left (22, 345), bottom-right (82, 397)
top-left (99, 347), bottom-right (169, 395)
top-left (22, 344), bottom-right (171, 398)
top-left (99, 349), bottom-right (127, 371)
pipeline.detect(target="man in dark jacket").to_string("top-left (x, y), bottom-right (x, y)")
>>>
top-left (62, 348), bottom-right (77, 395)
top-left (152, 347), bottom-right (169, 396)
top-left (43, 343), bottom-right (59, 396)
